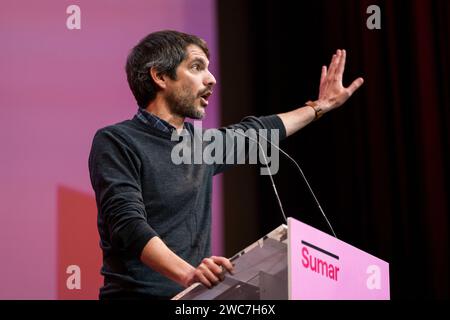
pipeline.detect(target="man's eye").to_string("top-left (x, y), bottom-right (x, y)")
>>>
top-left (192, 64), bottom-right (201, 70)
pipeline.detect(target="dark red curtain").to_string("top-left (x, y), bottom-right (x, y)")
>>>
top-left (219, 0), bottom-right (449, 299)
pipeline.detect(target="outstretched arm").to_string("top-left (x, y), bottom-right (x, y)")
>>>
top-left (278, 49), bottom-right (364, 137)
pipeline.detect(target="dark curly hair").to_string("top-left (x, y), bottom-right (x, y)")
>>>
top-left (125, 30), bottom-right (210, 109)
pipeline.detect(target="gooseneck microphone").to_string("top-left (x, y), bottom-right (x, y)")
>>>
top-left (234, 129), bottom-right (288, 224)
top-left (239, 116), bottom-right (338, 238)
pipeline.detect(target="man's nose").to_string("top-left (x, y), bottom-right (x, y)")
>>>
top-left (204, 70), bottom-right (216, 87)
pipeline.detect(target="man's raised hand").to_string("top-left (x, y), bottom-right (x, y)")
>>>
top-left (317, 49), bottom-right (364, 113)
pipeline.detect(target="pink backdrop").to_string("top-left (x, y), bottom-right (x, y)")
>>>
top-left (0, 0), bottom-right (222, 299)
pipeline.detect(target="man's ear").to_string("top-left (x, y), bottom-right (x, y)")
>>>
top-left (149, 67), bottom-right (167, 89)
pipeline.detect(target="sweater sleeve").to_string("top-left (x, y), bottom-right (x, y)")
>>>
top-left (88, 128), bottom-right (158, 258)
top-left (213, 114), bottom-right (287, 175)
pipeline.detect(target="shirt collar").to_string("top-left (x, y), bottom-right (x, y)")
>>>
top-left (136, 108), bottom-right (178, 134)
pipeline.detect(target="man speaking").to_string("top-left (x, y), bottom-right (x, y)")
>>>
top-left (88, 30), bottom-right (363, 299)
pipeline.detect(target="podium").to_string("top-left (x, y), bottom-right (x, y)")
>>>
top-left (172, 217), bottom-right (390, 300)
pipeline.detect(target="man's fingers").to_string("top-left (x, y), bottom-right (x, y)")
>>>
top-left (320, 66), bottom-right (327, 87)
top-left (203, 257), bottom-right (223, 275)
top-left (327, 53), bottom-right (338, 77)
top-left (212, 256), bottom-right (234, 274)
top-left (328, 49), bottom-right (342, 78)
top-left (195, 270), bottom-right (213, 288)
top-left (192, 255), bottom-right (236, 290)
top-left (336, 49), bottom-right (346, 82)
top-left (347, 77), bottom-right (364, 95)
top-left (198, 263), bottom-right (220, 286)
top-left (204, 269), bottom-right (220, 286)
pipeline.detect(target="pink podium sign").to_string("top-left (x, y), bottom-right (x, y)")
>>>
top-left (288, 217), bottom-right (390, 300)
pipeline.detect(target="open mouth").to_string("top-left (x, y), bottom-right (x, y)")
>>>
top-left (200, 91), bottom-right (212, 106)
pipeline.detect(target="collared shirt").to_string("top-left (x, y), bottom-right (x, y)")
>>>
top-left (136, 108), bottom-right (178, 134)
top-left (89, 112), bottom-right (287, 298)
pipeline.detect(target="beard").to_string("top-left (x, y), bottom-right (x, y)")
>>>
top-left (166, 85), bottom-right (205, 120)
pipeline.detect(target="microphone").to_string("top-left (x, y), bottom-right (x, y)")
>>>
top-left (239, 116), bottom-right (338, 238)
top-left (233, 129), bottom-right (288, 224)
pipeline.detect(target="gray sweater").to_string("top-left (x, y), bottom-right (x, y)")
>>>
top-left (88, 113), bottom-right (286, 298)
